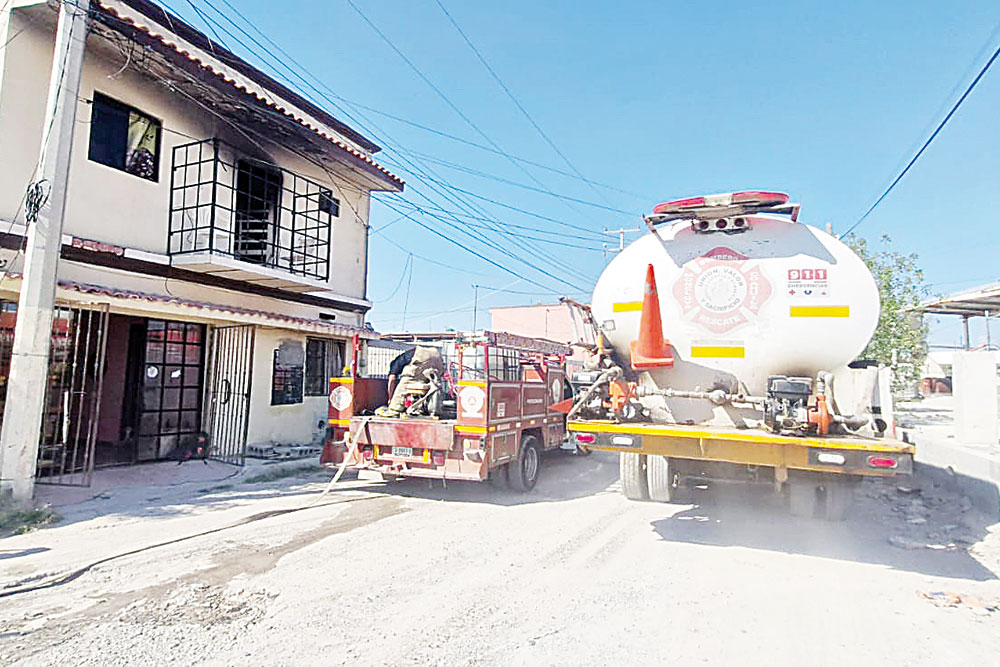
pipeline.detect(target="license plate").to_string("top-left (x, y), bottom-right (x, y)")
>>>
top-left (391, 446), bottom-right (413, 458)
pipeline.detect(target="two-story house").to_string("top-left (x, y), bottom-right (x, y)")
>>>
top-left (0, 0), bottom-right (402, 484)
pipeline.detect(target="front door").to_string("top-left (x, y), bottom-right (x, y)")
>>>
top-left (207, 325), bottom-right (255, 465)
top-left (133, 319), bottom-right (207, 461)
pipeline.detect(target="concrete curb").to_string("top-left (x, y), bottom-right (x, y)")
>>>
top-left (909, 436), bottom-right (1000, 521)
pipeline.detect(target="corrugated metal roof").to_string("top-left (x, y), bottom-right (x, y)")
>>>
top-left (918, 281), bottom-right (1000, 317)
top-left (1, 273), bottom-right (377, 338)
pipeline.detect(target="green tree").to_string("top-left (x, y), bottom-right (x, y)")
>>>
top-left (845, 234), bottom-right (928, 394)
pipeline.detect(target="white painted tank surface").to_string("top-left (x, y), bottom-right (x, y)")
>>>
top-left (590, 215), bottom-right (879, 418)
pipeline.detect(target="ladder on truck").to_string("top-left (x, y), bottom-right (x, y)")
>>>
top-left (560, 297), bottom-right (601, 352)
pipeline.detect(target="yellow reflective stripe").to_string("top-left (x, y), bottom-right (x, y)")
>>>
top-left (612, 301), bottom-right (643, 312)
top-left (691, 345), bottom-right (745, 358)
top-left (456, 425), bottom-right (487, 434)
top-left (328, 418), bottom-right (350, 426)
top-left (789, 305), bottom-right (850, 318)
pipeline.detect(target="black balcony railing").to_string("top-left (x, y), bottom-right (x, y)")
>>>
top-left (169, 139), bottom-right (336, 281)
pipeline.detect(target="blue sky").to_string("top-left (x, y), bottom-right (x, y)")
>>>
top-left (168, 0), bottom-right (1000, 346)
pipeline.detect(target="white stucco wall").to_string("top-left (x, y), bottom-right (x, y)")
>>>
top-left (0, 5), bottom-right (382, 302)
top-left (245, 327), bottom-right (333, 449)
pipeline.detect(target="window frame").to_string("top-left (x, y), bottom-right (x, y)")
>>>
top-left (305, 338), bottom-right (344, 396)
top-left (87, 92), bottom-right (163, 182)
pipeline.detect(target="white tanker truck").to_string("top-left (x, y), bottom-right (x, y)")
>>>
top-left (563, 190), bottom-right (914, 520)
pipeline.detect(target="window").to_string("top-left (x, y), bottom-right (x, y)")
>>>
top-left (88, 93), bottom-right (162, 181)
top-left (305, 338), bottom-right (345, 396)
top-left (272, 341), bottom-right (304, 406)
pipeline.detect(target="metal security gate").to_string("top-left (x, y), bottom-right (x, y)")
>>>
top-left (206, 325), bottom-right (255, 465)
top-left (36, 305), bottom-right (110, 487)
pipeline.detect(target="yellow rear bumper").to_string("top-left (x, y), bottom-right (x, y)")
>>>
top-left (568, 420), bottom-right (914, 477)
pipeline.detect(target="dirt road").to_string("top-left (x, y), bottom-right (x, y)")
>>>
top-left (2, 451), bottom-right (999, 665)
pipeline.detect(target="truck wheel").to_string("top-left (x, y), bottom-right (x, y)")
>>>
top-left (646, 455), bottom-right (675, 503)
top-left (619, 452), bottom-right (649, 501)
top-left (490, 464), bottom-right (509, 488)
top-left (508, 435), bottom-right (541, 492)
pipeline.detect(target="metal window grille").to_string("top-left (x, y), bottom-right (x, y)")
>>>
top-left (168, 138), bottom-right (335, 281)
top-left (488, 347), bottom-right (521, 382)
top-left (305, 338), bottom-right (344, 395)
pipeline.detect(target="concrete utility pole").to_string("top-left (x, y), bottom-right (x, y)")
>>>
top-left (0, 0), bottom-right (90, 504)
top-left (602, 227), bottom-right (639, 256)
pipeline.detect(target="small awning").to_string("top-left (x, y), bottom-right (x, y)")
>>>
top-left (0, 274), bottom-right (378, 339)
top-left (917, 281), bottom-right (1000, 317)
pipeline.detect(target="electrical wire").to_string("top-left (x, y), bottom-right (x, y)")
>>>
top-left (344, 0), bottom-right (606, 230)
top-left (841, 36), bottom-right (1000, 238)
top-left (182, 0), bottom-right (597, 287)
top-left (385, 200), bottom-right (601, 251)
top-left (179, 0), bottom-right (228, 51)
top-left (380, 197), bottom-right (604, 241)
top-left (207, 0), bottom-right (636, 201)
top-left (400, 252), bottom-right (414, 330)
top-left (432, 0), bottom-right (619, 210)
top-left (99, 2), bottom-right (595, 291)
top-left (372, 252), bottom-right (412, 302)
top-left (378, 198), bottom-right (585, 292)
top-left (372, 229), bottom-right (495, 277)
top-left (381, 193), bottom-right (606, 239)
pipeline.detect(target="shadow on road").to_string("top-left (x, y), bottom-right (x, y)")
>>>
top-left (651, 480), bottom-right (997, 581)
top-left (347, 450), bottom-right (621, 506)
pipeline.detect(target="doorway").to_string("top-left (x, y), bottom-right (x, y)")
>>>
top-left (234, 160), bottom-right (282, 265)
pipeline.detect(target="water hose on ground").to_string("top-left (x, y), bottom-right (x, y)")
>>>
top-left (307, 415), bottom-right (372, 507)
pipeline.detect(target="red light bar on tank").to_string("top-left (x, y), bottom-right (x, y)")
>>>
top-left (645, 190), bottom-right (798, 228)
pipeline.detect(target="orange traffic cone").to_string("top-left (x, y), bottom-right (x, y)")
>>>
top-left (629, 264), bottom-right (674, 370)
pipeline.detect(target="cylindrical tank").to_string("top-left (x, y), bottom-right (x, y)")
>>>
top-left (590, 215), bottom-right (879, 400)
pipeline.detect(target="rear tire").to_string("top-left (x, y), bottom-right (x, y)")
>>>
top-left (646, 455), bottom-right (675, 503)
top-left (619, 452), bottom-right (649, 501)
top-left (508, 435), bottom-right (541, 492)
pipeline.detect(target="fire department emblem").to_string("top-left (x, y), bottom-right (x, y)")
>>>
top-left (459, 385), bottom-right (486, 418)
top-left (330, 385), bottom-right (353, 411)
top-left (672, 247), bottom-right (772, 334)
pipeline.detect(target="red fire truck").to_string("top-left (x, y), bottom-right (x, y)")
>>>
top-left (322, 331), bottom-right (571, 490)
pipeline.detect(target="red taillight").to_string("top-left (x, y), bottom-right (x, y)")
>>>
top-left (432, 451), bottom-right (446, 466)
top-left (362, 446), bottom-right (374, 461)
top-left (575, 433), bottom-right (596, 444)
top-left (867, 456), bottom-right (897, 469)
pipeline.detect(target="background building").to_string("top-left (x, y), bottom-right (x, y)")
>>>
top-left (490, 302), bottom-right (589, 371)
